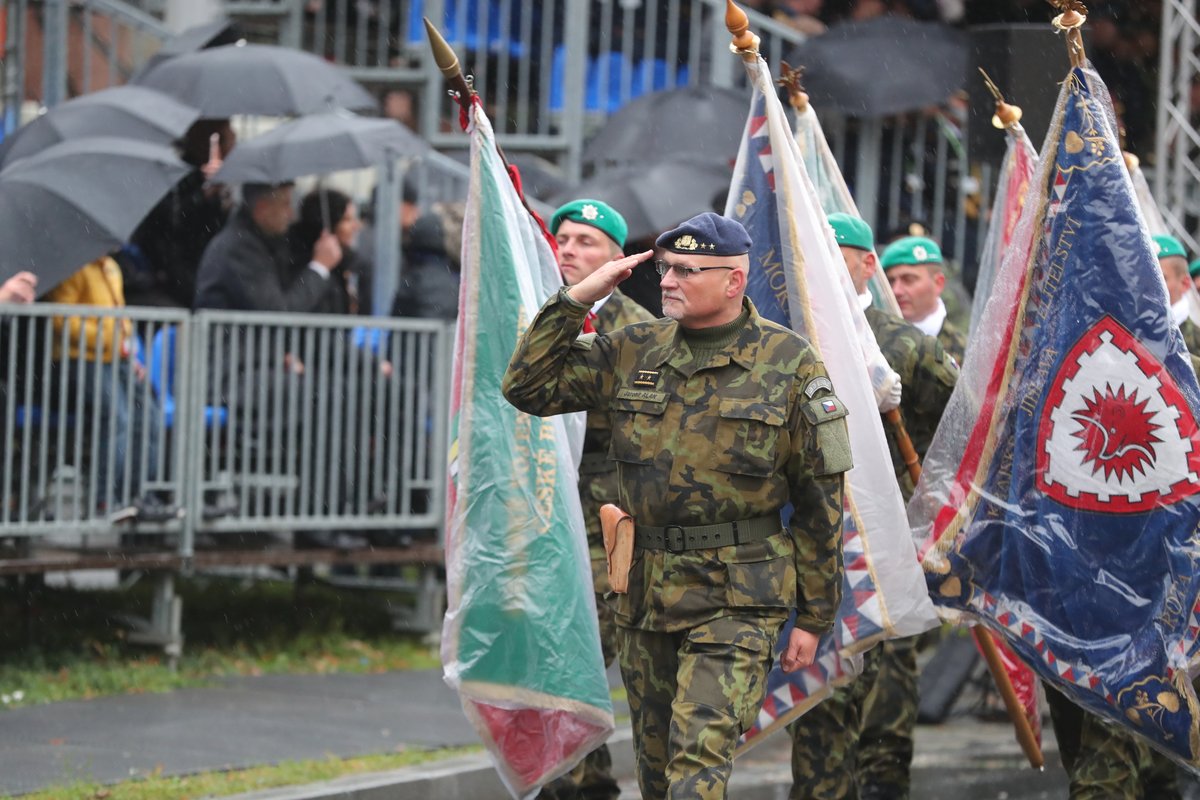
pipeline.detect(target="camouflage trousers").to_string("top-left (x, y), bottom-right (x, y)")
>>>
top-left (538, 543), bottom-right (622, 800)
top-left (617, 612), bottom-right (785, 799)
top-left (788, 645), bottom-right (882, 799)
top-left (1045, 684), bottom-right (1181, 800)
top-left (857, 636), bottom-right (919, 800)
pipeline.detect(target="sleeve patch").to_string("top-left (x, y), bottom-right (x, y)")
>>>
top-left (803, 376), bottom-right (833, 398)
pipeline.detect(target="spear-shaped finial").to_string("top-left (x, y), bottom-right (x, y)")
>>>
top-left (726, 0), bottom-right (759, 61)
top-left (424, 17), bottom-right (475, 112)
top-left (978, 68), bottom-right (1023, 130)
top-left (779, 61), bottom-right (809, 112)
top-left (1048, 0), bottom-right (1088, 67)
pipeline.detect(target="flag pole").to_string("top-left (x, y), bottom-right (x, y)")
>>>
top-left (726, 0), bottom-right (759, 62)
top-left (778, 62), bottom-right (809, 114)
top-left (973, 627), bottom-right (1046, 768)
top-left (978, 68), bottom-right (1023, 132)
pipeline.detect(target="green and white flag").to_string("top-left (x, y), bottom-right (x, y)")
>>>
top-left (442, 97), bottom-right (614, 799)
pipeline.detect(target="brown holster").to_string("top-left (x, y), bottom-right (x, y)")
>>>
top-left (600, 503), bottom-right (635, 593)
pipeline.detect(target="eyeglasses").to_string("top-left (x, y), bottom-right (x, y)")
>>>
top-left (653, 259), bottom-right (737, 279)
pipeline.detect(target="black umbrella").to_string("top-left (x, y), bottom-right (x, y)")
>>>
top-left (552, 158), bottom-right (732, 243)
top-left (0, 137), bottom-right (190, 290)
top-left (134, 43), bottom-right (377, 117)
top-left (788, 16), bottom-right (968, 117)
top-left (0, 86), bottom-right (199, 168)
top-left (582, 85), bottom-right (746, 171)
top-left (213, 111), bottom-right (427, 184)
top-left (130, 17), bottom-right (241, 81)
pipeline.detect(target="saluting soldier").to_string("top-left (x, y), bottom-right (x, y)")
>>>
top-left (503, 212), bottom-right (851, 799)
top-left (788, 214), bottom-right (959, 800)
top-left (881, 236), bottom-right (968, 365)
top-left (540, 198), bottom-right (655, 800)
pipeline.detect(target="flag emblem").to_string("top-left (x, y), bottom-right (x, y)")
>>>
top-left (1037, 316), bottom-right (1200, 512)
top-left (821, 399), bottom-right (839, 413)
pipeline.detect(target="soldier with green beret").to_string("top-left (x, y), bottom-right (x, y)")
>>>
top-left (1151, 234), bottom-right (1200, 356)
top-left (787, 214), bottom-right (959, 800)
top-left (539, 198), bottom-right (654, 800)
top-left (881, 236), bottom-right (967, 364)
top-left (503, 212), bottom-right (850, 799)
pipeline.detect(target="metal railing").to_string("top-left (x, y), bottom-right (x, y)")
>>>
top-left (0, 306), bottom-right (453, 548)
top-left (1155, 0), bottom-right (1200, 253)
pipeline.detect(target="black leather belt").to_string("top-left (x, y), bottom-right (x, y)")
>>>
top-left (635, 514), bottom-right (781, 552)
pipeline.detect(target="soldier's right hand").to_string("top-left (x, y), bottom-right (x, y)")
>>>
top-left (781, 628), bottom-right (820, 673)
top-left (566, 250), bottom-right (654, 306)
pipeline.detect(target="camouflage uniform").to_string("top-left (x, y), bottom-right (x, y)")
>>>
top-left (570, 289), bottom-right (656, 800)
top-left (790, 308), bottom-right (958, 800)
top-left (503, 289), bottom-right (849, 799)
top-left (1045, 683), bottom-right (1181, 800)
top-left (935, 318), bottom-right (967, 367)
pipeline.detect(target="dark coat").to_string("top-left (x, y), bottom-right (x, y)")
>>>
top-left (194, 207), bottom-right (332, 312)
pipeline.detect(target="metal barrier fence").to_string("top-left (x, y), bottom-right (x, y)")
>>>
top-left (0, 304), bottom-right (453, 547)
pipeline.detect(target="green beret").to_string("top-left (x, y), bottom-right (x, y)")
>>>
top-left (549, 199), bottom-right (627, 248)
top-left (881, 236), bottom-right (943, 271)
top-left (1190, 259), bottom-right (1200, 279)
top-left (1154, 234), bottom-right (1188, 260)
top-left (828, 212), bottom-right (874, 251)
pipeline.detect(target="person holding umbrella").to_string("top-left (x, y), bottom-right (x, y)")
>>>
top-left (0, 272), bottom-right (37, 304)
top-left (289, 188), bottom-right (370, 316)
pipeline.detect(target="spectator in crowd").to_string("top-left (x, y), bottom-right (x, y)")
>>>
top-left (289, 188), bottom-right (373, 317)
top-left (770, 0), bottom-right (828, 35)
top-left (194, 182), bottom-right (339, 312)
top-left (391, 213), bottom-right (458, 321)
top-left (123, 119), bottom-right (237, 309)
top-left (0, 272), bottom-right (37, 304)
top-left (43, 256), bottom-right (159, 515)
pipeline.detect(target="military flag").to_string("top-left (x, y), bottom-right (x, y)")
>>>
top-left (791, 97), bottom-right (902, 318)
top-left (968, 119), bottom-right (1037, 336)
top-left (911, 64), bottom-right (1200, 766)
top-left (729, 54), bottom-right (940, 749)
top-left (443, 96), bottom-right (614, 796)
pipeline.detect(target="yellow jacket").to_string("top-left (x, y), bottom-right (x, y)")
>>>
top-left (45, 257), bottom-right (132, 364)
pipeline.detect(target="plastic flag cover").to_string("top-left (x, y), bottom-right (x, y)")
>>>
top-left (911, 64), bottom-right (1200, 767)
top-left (442, 99), bottom-right (614, 798)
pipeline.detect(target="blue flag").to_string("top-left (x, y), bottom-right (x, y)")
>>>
top-left (913, 66), bottom-right (1200, 765)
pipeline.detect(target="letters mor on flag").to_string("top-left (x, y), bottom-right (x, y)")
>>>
top-left (916, 66), bottom-right (1200, 765)
top-left (728, 56), bottom-right (937, 749)
top-left (443, 98), bottom-right (613, 798)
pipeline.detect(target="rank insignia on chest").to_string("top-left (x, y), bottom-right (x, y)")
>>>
top-left (633, 369), bottom-right (660, 387)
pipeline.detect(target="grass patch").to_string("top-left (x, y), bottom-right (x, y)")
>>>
top-left (16, 745), bottom-right (481, 800)
top-left (0, 575), bottom-right (439, 709)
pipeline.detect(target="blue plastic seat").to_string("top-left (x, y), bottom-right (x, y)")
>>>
top-left (408, 0), bottom-right (525, 57)
top-left (149, 327), bottom-right (227, 429)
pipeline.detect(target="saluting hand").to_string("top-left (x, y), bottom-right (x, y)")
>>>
top-left (566, 250), bottom-right (654, 306)
top-left (781, 627), bottom-right (820, 673)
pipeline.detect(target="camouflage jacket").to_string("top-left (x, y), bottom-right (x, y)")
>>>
top-left (580, 290), bottom-right (658, 490)
top-left (502, 290), bottom-right (849, 634)
top-left (936, 318), bottom-right (968, 366)
top-left (866, 307), bottom-right (959, 499)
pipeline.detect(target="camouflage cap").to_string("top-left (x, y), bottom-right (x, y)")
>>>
top-left (1154, 234), bottom-right (1188, 260)
top-left (881, 236), bottom-right (943, 271)
top-left (655, 212), bottom-right (751, 256)
top-left (550, 198), bottom-right (628, 248)
top-left (827, 212), bottom-right (874, 251)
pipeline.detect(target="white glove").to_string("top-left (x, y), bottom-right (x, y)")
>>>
top-left (878, 370), bottom-right (903, 413)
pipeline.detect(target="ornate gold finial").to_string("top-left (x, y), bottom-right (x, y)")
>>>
top-left (978, 68), bottom-right (1023, 130)
top-left (726, 0), bottom-right (759, 58)
top-left (779, 61), bottom-right (809, 112)
top-left (1123, 151), bottom-right (1140, 171)
top-left (1048, 0), bottom-right (1088, 66)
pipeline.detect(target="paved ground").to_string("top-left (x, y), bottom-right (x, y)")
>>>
top-left (0, 663), bottom-right (1078, 799)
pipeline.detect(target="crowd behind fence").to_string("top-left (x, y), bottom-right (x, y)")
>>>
top-left (0, 304), bottom-right (453, 558)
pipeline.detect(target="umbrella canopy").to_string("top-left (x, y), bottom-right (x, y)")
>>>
top-left (213, 112), bottom-right (427, 183)
top-left (552, 158), bottom-right (731, 242)
top-left (134, 43), bottom-right (377, 117)
top-left (0, 137), bottom-right (190, 290)
top-left (582, 85), bottom-right (746, 170)
top-left (787, 16), bottom-right (968, 117)
top-left (0, 86), bottom-right (199, 168)
top-left (131, 17), bottom-right (241, 81)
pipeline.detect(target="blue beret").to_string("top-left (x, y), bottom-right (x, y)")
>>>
top-left (655, 212), bottom-right (751, 257)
